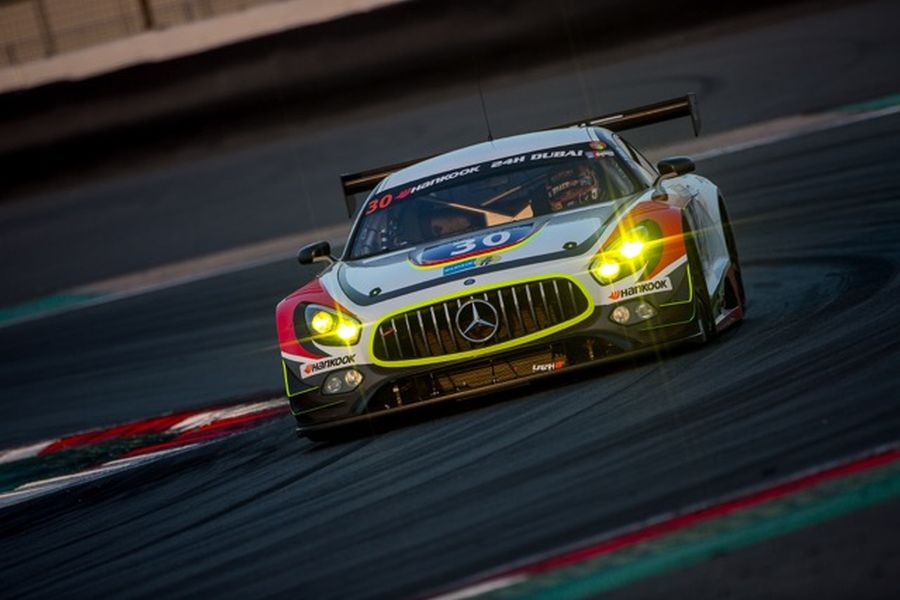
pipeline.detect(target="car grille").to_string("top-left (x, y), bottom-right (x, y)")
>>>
top-left (372, 276), bottom-right (591, 363)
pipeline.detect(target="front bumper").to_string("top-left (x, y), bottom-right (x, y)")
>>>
top-left (285, 294), bottom-right (699, 435)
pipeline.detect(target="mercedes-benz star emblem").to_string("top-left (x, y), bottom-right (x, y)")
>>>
top-left (455, 299), bottom-right (500, 343)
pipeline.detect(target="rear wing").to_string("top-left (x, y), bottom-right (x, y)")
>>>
top-left (339, 93), bottom-right (700, 217)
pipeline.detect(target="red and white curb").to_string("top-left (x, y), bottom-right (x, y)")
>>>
top-left (0, 397), bottom-right (288, 508)
top-left (0, 445), bottom-right (205, 509)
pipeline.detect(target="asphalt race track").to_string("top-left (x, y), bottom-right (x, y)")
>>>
top-left (3, 2), bottom-right (900, 598)
top-left (2, 105), bottom-right (900, 598)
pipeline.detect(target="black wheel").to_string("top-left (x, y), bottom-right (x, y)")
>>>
top-left (297, 424), bottom-right (345, 443)
top-left (685, 223), bottom-right (716, 343)
top-left (719, 196), bottom-right (746, 307)
top-left (300, 428), bottom-right (334, 443)
top-left (298, 423), bottom-right (363, 444)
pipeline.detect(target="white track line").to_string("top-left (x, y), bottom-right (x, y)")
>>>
top-left (0, 445), bottom-right (201, 509)
top-left (690, 104), bottom-right (900, 161)
top-left (0, 440), bottom-right (54, 465)
top-left (428, 576), bottom-right (528, 600)
top-left (167, 398), bottom-right (286, 432)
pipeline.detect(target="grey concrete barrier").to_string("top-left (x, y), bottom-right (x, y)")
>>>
top-left (0, 0), bottom-right (821, 198)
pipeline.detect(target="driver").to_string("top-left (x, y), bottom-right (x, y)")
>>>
top-left (426, 208), bottom-right (478, 237)
top-left (546, 163), bottom-right (602, 211)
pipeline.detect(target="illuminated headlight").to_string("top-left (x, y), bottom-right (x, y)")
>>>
top-left (303, 305), bottom-right (362, 345)
top-left (310, 311), bottom-right (335, 334)
top-left (591, 258), bottom-right (623, 285)
top-left (336, 322), bottom-right (360, 342)
top-left (619, 240), bottom-right (645, 260)
top-left (590, 222), bottom-right (661, 285)
top-left (596, 261), bottom-right (621, 279)
top-left (322, 369), bottom-right (364, 395)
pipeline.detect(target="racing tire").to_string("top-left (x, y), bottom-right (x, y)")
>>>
top-left (300, 428), bottom-right (342, 444)
top-left (301, 429), bottom-right (328, 443)
top-left (299, 423), bottom-right (361, 444)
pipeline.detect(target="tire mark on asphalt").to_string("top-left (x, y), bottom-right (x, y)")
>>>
top-left (2, 435), bottom-right (370, 590)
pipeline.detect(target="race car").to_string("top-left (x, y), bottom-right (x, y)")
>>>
top-left (276, 95), bottom-right (746, 440)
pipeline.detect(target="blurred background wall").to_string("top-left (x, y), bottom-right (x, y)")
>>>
top-left (0, 0), bottom-right (286, 66)
top-left (3, 0), bottom-right (893, 308)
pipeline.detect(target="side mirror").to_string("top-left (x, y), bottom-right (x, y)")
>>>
top-left (652, 157), bottom-right (695, 201)
top-left (298, 241), bottom-right (334, 265)
top-left (656, 156), bottom-right (695, 178)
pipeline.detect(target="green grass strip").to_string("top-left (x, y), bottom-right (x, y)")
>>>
top-left (0, 293), bottom-right (103, 324)
top-left (838, 93), bottom-right (900, 113)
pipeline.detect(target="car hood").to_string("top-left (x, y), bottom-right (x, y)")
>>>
top-left (336, 202), bottom-right (620, 305)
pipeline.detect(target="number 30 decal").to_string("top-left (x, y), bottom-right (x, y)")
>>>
top-left (419, 224), bottom-right (534, 265)
top-left (365, 194), bottom-right (393, 215)
top-left (449, 231), bottom-right (512, 256)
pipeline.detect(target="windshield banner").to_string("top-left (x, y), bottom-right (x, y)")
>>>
top-left (363, 142), bottom-right (613, 217)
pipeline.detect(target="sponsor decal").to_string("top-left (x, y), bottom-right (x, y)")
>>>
top-left (489, 155), bottom-right (527, 168)
top-left (607, 277), bottom-right (673, 302)
top-left (532, 359), bottom-right (566, 373)
top-left (529, 149), bottom-right (589, 161)
top-left (302, 354), bottom-right (356, 378)
top-left (418, 223), bottom-right (535, 267)
top-left (441, 254), bottom-right (501, 276)
top-left (587, 141), bottom-right (614, 159)
top-left (407, 165), bottom-right (482, 195)
top-left (490, 148), bottom-right (591, 167)
top-left (549, 178), bottom-right (582, 196)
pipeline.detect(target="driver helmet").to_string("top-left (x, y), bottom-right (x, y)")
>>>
top-left (546, 163), bottom-right (601, 211)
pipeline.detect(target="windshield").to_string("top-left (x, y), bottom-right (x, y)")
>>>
top-left (348, 142), bottom-right (642, 259)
